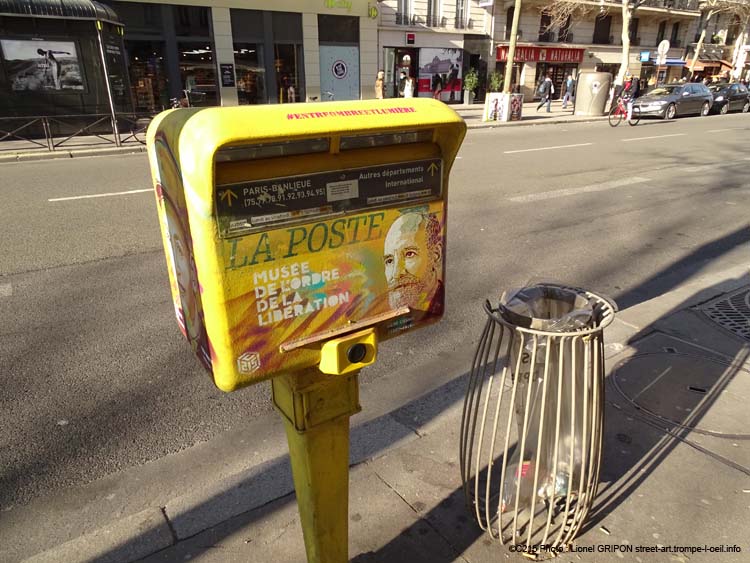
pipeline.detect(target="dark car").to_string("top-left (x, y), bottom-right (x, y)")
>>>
top-left (633, 83), bottom-right (713, 120)
top-left (708, 82), bottom-right (750, 114)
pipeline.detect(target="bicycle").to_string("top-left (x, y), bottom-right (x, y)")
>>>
top-left (608, 95), bottom-right (640, 127)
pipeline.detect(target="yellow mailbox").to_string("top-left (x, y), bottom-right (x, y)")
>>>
top-left (147, 99), bottom-right (465, 392)
top-left (148, 99), bottom-right (465, 563)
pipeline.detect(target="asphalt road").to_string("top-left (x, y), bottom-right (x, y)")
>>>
top-left (1, 111), bottom-right (749, 508)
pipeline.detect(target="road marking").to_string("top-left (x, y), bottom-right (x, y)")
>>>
top-left (503, 142), bottom-right (592, 154)
top-left (48, 188), bottom-right (152, 202)
top-left (621, 133), bottom-right (687, 142)
top-left (509, 176), bottom-right (651, 203)
top-left (683, 164), bottom-right (718, 173)
top-left (0, 283), bottom-right (11, 298)
top-left (706, 128), bottom-right (732, 133)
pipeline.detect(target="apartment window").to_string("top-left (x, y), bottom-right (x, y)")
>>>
top-left (727, 15), bottom-right (740, 44)
top-left (397, 0), bottom-right (412, 24)
top-left (456, 0), bottom-right (467, 29)
top-left (559, 15), bottom-right (572, 42)
top-left (629, 18), bottom-right (639, 44)
top-left (505, 7), bottom-right (514, 40)
top-left (670, 22), bottom-right (680, 46)
top-left (538, 11), bottom-right (553, 42)
top-left (656, 21), bottom-right (666, 45)
top-left (593, 15), bottom-right (612, 44)
top-left (427, 0), bottom-right (440, 27)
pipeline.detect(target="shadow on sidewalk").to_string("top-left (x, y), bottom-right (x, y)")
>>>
top-left (83, 229), bottom-right (749, 563)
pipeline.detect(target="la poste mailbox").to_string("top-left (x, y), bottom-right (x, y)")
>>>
top-left (147, 99), bottom-right (466, 391)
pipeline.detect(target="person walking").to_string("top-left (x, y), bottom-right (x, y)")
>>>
top-left (403, 75), bottom-right (415, 98)
top-left (432, 73), bottom-right (443, 100)
top-left (375, 70), bottom-right (385, 99)
top-left (561, 73), bottom-right (575, 109)
top-left (536, 73), bottom-right (554, 112)
top-left (397, 70), bottom-right (407, 97)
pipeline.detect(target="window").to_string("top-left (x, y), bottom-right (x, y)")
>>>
top-left (727, 15), bottom-right (741, 44)
top-left (233, 43), bottom-right (265, 105)
top-left (318, 15), bottom-right (359, 43)
top-left (559, 15), bottom-right (572, 42)
top-left (538, 11), bottom-right (553, 42)
top-left (427, 0), bottom-right (440, 27)
top-left (593, 15), bottom-right (612, 44)
top-left (629, 18), bottom-right (639, 44)
top-left (656, 21), bottom-right (666, 45)
top-left (455, 0), bottom-right (467, 29)
top-left (505, 7), bottom-right (515, 40)
top-left (178, 42), bottom-right (217, 106)
top-left (397, 0), bottom-right (411, 24)
top-left (670, 22), bottom-right (680, 45)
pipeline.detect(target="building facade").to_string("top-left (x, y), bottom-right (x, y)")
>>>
top-left (377, 1), bottom-right (495, 102)
top-left (492, 0), bottom-right (705, 100)
top-left (98, 0), bottom-right (379, 111)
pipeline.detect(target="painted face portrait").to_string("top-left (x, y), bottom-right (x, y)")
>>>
top-left (383, 212), bottom-right (443, 311)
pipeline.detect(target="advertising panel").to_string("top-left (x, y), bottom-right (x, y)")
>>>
top-left (418, 48), bottom-right (462, 101)
top-left (1, 39), bottom-right (84, 91)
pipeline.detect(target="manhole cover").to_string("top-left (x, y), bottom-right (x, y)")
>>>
top-left (696, 287), bottom-right (750, 341)
top-left (611, 352), bottom-right (750, 438)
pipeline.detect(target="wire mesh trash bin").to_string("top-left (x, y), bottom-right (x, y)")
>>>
top-left (460, 283), bottom-right (616, 559)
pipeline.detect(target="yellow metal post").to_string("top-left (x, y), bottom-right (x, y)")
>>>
top-left (272, 368), bottom-right (361, 563)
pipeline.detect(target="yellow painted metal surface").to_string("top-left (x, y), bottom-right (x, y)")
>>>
top-left (147, 99), bottom-right (465, 391)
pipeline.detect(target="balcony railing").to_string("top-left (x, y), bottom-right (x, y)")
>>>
top-left (538, 31), bottom-right (555, 42)
top-left (558, 31), bottom-right (573, 43)
top-left (639, 0), bottom-right (700, 11)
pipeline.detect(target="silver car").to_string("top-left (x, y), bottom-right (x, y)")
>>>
top-left (633, 83), bottom-right (713, 120)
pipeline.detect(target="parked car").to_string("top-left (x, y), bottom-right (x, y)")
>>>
top-left (633, 83), bottom-right (713, 120)
top-left (708, 82), bottom-right (750, 114)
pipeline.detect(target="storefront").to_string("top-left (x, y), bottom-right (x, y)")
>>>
top-left (495, 45), bottom-right (584, 100)
top-left (381, 30), bottom-right (465, 102)
top-left (104, 0), bottom-right (376, 109)
top-left (0, 0), bottom-right (131, 117)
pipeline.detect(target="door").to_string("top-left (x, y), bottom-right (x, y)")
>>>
top-left (320, 45), bottom-right (360, 101)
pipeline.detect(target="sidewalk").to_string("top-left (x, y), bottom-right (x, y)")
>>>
top-left (0, 101), bottom-right (604, 164)
top-left (6, 260), bottom-right (749, 563)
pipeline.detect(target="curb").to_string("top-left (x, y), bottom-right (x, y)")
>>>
top-left (0, 145), bottom-right (146, 164)
top-left (463, 115), bottom-right (609, 129)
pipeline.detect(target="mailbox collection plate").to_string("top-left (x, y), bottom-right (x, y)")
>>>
top-left (216, 158), bottom-right (443, 236)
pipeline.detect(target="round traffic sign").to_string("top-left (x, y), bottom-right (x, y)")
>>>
top-left (657, 40), bottom-right (670, 55)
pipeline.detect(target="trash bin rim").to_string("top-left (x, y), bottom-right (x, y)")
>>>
top-left (485, 285), bottom-right (616, 337)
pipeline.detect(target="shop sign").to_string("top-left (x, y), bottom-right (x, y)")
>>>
top-left (496, 46), bottom-right (584, 63)
top-left (640, 51), bottom-right (650, 62)
top-left (324, 0), bottom-right (352, 11)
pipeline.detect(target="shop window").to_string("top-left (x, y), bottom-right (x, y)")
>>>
top-left (233, 43), bottom-right (265, 105)
top-left (178, 41), bottom-right (217, 106)
top-left (125, 40), bottom-right (168, 112)
top-left (274, 43), bottom-right (303, 103)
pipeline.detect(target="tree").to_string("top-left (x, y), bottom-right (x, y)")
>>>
top-left (540, 1), bottom-right (650, 87)
top-left (690, 1), bottom-right (750, 80)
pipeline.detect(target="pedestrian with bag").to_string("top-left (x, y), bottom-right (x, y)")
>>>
top-left (536, 72), bottom-right (554, 112)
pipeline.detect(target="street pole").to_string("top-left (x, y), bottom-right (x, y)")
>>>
top-left (502, 0), bottom-right (523, 94)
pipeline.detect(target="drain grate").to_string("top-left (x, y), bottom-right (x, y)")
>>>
top-left (696, 286), bottom-right (750, 341)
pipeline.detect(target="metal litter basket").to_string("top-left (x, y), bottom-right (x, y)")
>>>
top-left (460, 283), bottom-right (616, 557)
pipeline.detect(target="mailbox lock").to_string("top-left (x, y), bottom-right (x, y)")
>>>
top-left (347, 343), bottom-right (367, 364)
